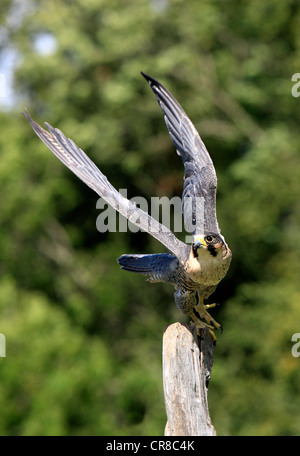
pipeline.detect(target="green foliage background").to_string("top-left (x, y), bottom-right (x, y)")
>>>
top-left (1, 0), bottom-right (300, 436)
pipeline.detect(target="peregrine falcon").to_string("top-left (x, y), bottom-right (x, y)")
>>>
top-left (24, 72), bottom-right (232, 339)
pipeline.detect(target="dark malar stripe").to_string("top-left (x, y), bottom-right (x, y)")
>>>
top-left (207, 245), bottom-right (217, 257)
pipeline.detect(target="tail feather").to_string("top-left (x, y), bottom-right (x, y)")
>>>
top-left (118, 254), bottom-right (155, 273)
top-left (117, 253), bottom-right (178, 282)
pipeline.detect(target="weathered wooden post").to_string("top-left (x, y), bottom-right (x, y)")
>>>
top-left (163, 323), bottom-right (216, 436)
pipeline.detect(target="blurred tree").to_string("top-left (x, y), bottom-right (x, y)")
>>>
top-left (0, 0), bottom-right (300, 436)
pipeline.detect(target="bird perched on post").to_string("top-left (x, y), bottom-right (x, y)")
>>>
top-left (24, 72), bottom-right (231, 339)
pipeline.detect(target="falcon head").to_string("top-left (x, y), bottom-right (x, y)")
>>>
top-left (192, 233), bottom-right (228, 259)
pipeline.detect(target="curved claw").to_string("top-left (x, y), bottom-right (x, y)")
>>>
top-left (189, 310), bottom-right (220, 341)
top-left (194, 299), bottom-right (222, 332)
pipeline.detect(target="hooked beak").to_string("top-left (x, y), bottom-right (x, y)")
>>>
top-left (192, 236), bottom-right (206, 258)
top-left (194, 240), bottom-right (202, 249)
top-left (193, 236), bottom-right (206, 250)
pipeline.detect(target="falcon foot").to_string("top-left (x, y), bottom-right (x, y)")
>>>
top-left (189, 310), bottom-right (218, 341)
top-left (189, 299), bottom-right (222, 341)
top-left (196, 299), bottom-right (221, 329)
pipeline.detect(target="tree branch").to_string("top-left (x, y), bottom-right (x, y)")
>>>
top-left (163, 323), bottom-right (216, 436)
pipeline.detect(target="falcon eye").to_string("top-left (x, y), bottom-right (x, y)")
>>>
top-left (205, 235), bottom-right (214, 243)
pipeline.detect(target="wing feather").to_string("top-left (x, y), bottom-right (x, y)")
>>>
top-left (141, 72), bottom-right (220, 235)
top-left (23, 109), bottom-right (188, 260)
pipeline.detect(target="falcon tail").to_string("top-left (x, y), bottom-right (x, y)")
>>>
top-left (117, 253), bottom-right (178, 283)
top-left (118, 254), bottom-right (156, 273)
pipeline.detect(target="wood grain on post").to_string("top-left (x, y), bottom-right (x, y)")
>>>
top-left (163, 322), bottom-right (216, 436)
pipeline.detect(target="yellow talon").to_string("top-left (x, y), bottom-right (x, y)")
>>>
top-left (189, 311), bottom-right (218, 340)
top-left (204, 303), bottom-right (216, 309)
top-left (208, 329), bottom-right (217, 341)
top-left (195, 300), bottom-right (221, 331)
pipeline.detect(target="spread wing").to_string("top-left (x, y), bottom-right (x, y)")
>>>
top-left (23, 110), bottom-right (188, 261)
top-left (141, 72), bottom-right (220, 236)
